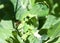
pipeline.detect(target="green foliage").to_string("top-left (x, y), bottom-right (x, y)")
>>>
top-left (0, 20), bottom-right (13, 43)
top-left (30, 3), bottom-right (49, 17)
top-left (0, 0), bottom-right (60, 43)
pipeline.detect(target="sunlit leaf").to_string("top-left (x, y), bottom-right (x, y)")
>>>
top-left (16, 7), bottom-right (29, 21)
top-left (0, 20), bottom-right (13, 43)
top-left (30, 3), bottom-right (49, 17)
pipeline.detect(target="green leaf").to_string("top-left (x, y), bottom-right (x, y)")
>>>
top-left (23, 23), bottom-right (29, 33)
top-left (10, 0), bottom-right (18, 10)
top-left (17, 35), bottom-right (24, 43)
top-left (30, 3), bottom-right (49, 17)
top-left (16, 7), bottom-right (29, 21)
top-left (28, 0), bottom-right (35, 9)
top-left (47, 22), bottom-right (60, 42)
top-left (0, 20), bottom-right (13, 43)
top-left (30, 0), bottom-right (35, 6)
top-left (54, 37), bottom-right (60, 43)
top-left (11, 0), bottom-right (28, 11)
top-left (0, 39), bottom-right (7, 43)
top-left (41, 34), bottom-right (48, 41)
top-left (26, 17), bottom-right (39, 27)
top-left (28, 35), bottom-right (42, 43)
top-left (42, 15), bottom-right (56, 29)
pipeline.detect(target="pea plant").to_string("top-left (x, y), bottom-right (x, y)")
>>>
top-left (0, 0), bottom-right (60, 43)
